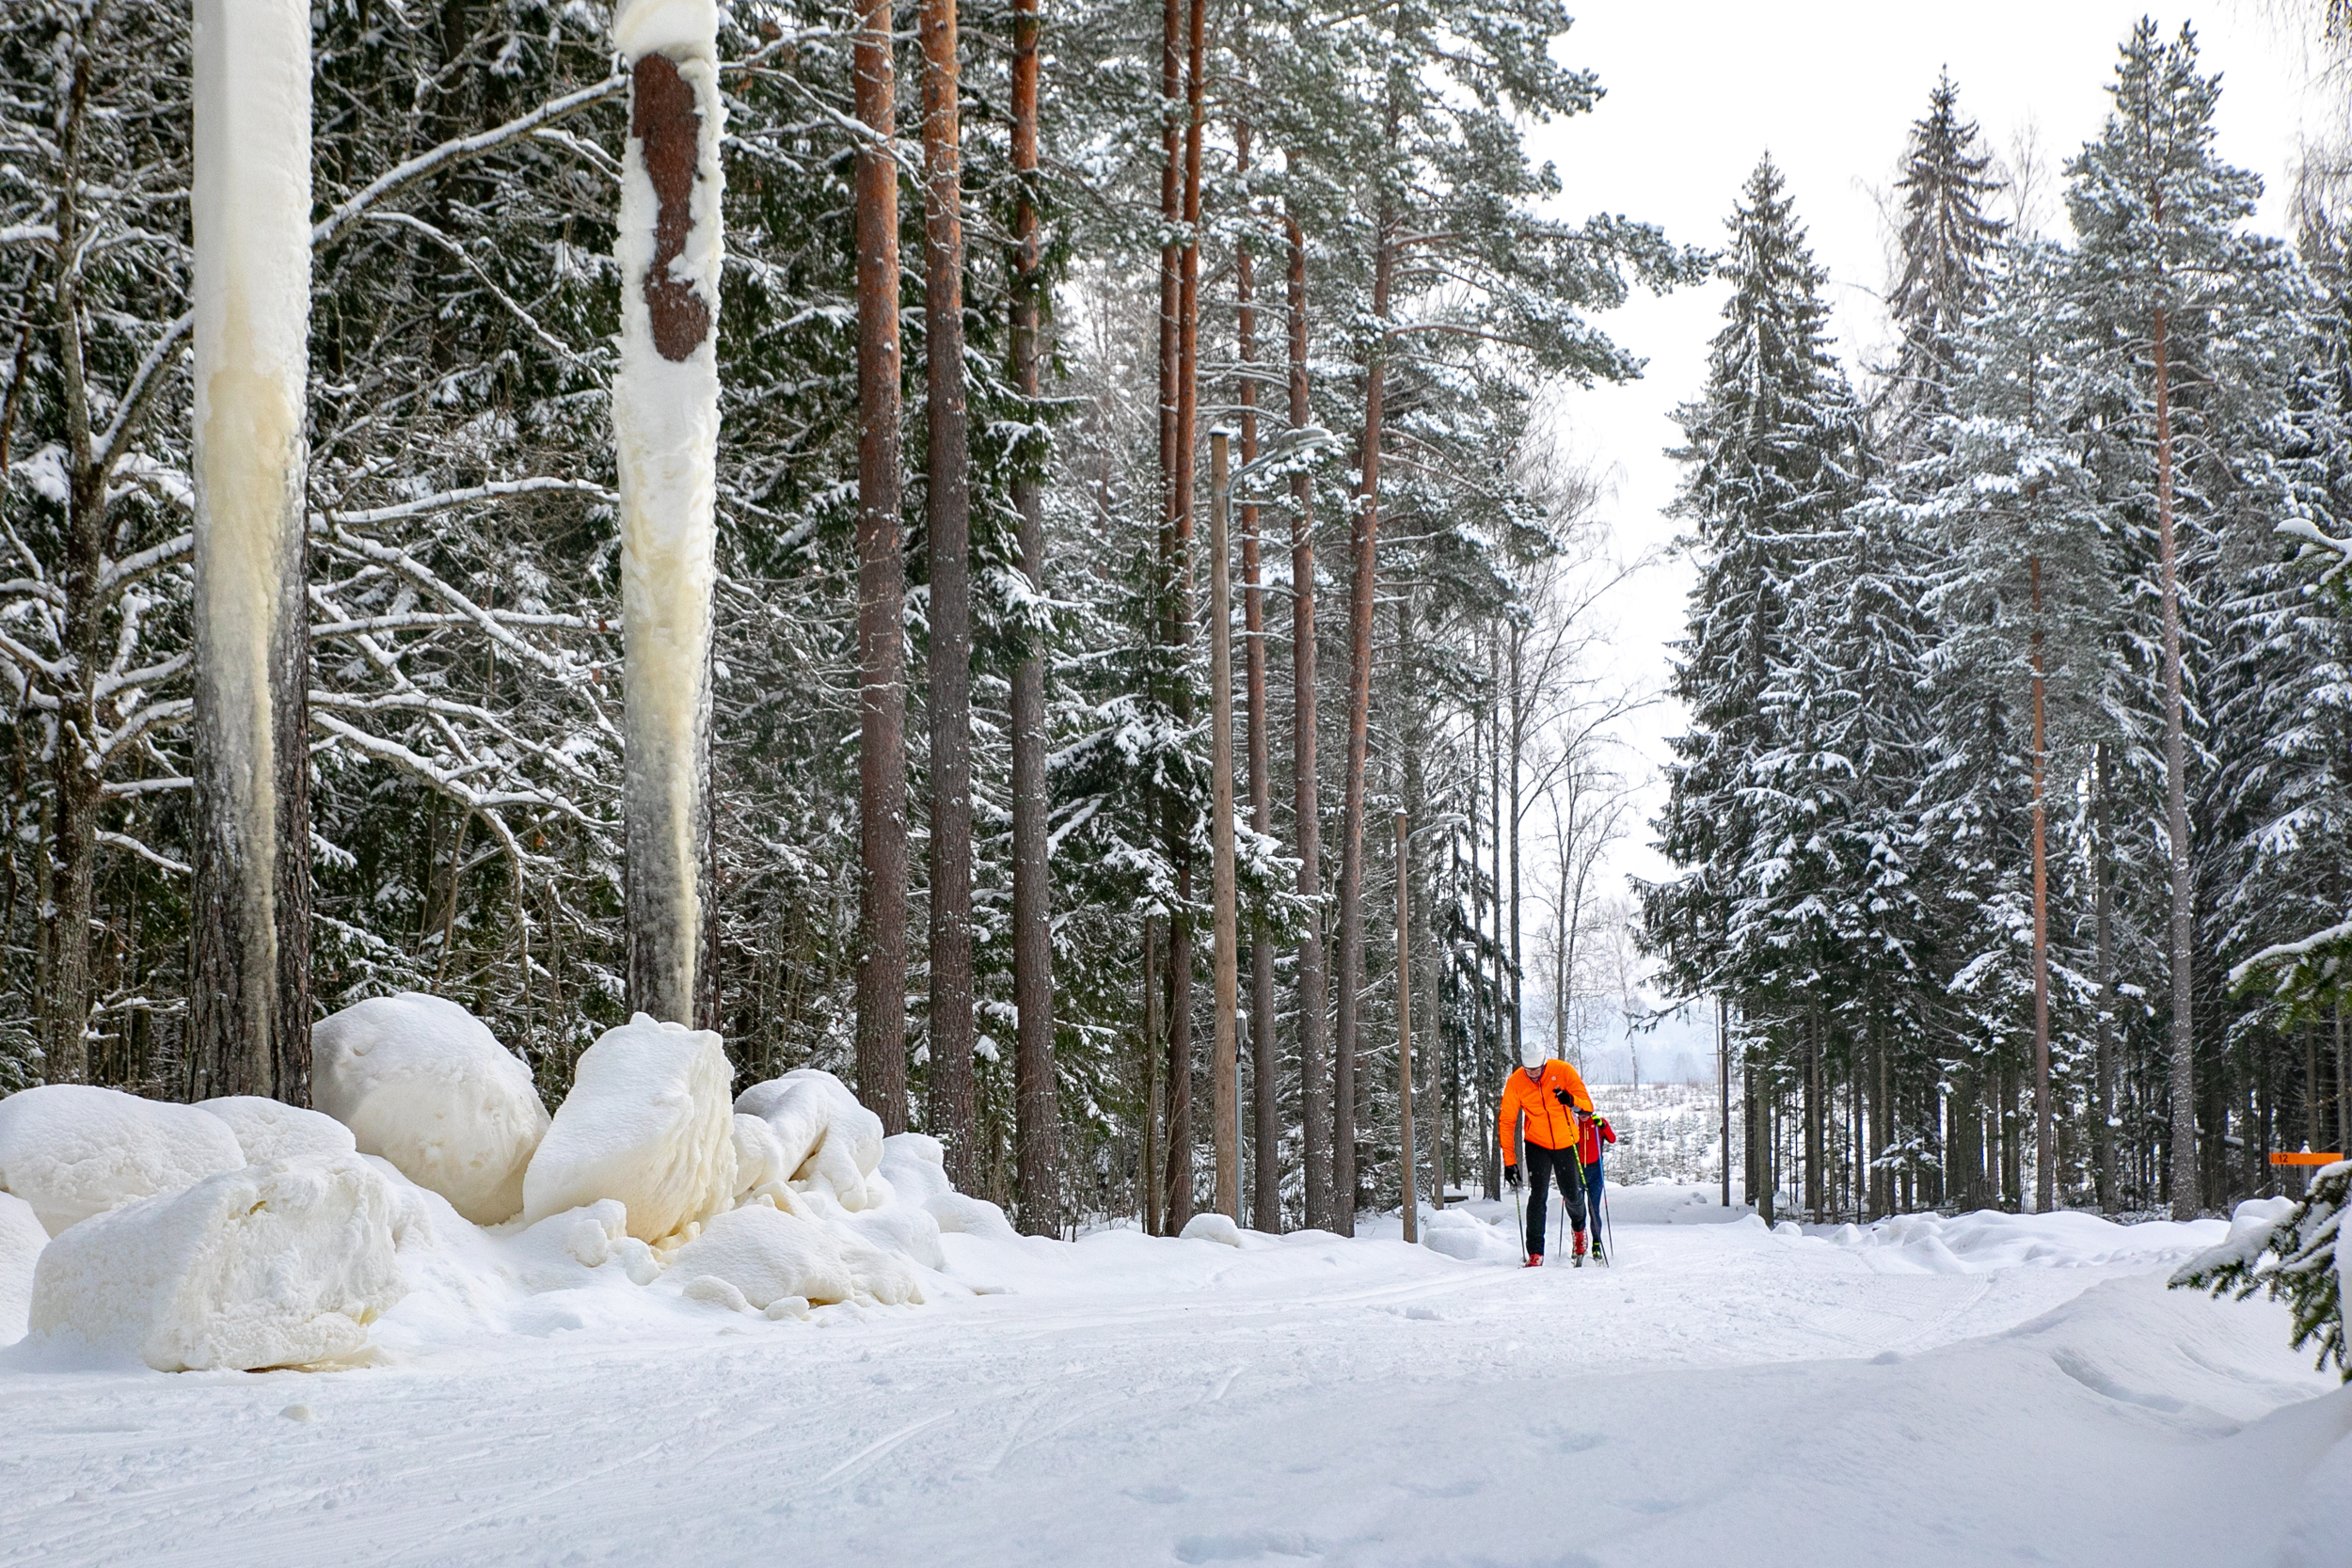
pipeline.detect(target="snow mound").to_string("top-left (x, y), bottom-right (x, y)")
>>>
top-left (1830, 1208), bottom-right (2228, 1275)
top-left (1422, 1206), bottom-right (1518, 1262)
top-left (199, 1096), bottom-right (356, 1164)
top-left (0, 1084), bottom-right (246, 1236)
top-left (881, 1132), bottom-right (1019, 1239)
top-left (0, 1189), bottom-right (42, 1344)
top-left (669, 1202), bottom-right (858, 1309)
top-left (735, 1069), bottom-right (884, 1211)
top-left (1180, 1213), bottom-right (1244, 1247)
top-left (28, 1155), bottom-right (405, 1371)
top-left (312, 993), bottom-right (550, 1225)
top-left (523, 1015), bottom-right (735, 1243)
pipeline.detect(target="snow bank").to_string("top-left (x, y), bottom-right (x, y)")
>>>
top-left (736, 1069), bottom-right (885, 1211)
top-left (523, 1015), bottom-right (734, 1243)
top-left (880, 1132), bottom-right (1019, 1240)
top-left (198, 1096), bottom-right (356, 1164)
top-left (312, 992), bottom-right (551, 1225)
top-left (1829, 1208), bottom-right (2227, 1275)
top-left (0, 1189), bottom-right (42, 1344)
top-left (0, 1085), bottom-right (246, 1236)
top-left (27, 1155), bottom-right (405, 1371)
top-left (668, 1200), bottom-right (924, 1312)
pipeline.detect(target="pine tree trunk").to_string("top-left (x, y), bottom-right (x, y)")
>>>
top-left (2154, 299), bottom-right (2199, 1221)
top-left (1395, 810), bottom-right (1416, 1242)
top-left (1209, 433), bottom-right (1240, 1221)
top-left (1008, 0), bottom-right (1058, 1233)
top-left (1157, 0), bottom-right (1206, 1233)
top-left (2094, 742), bottom-right (2118, 1212)
top-left (921, 0), bottom-right (977, 1185)
top-left (853, 0), bottom-right (910, 1132)
top-left (2031, 557), bottom-right (2053, 1212)
top-left (188, 0), bottom-right (314, 1101)
top-left (1330, 179), bottom-right (1392, 1237)
top-left (1507, 633), bottom-right (1523, 1069)
top-left (1286, 213), bottom-right (1330, 1232)
top-left (1805, 1013), bottom-right (1823, 1222)
top-left (1487, 643), bottom-right (1506, 1084)
top-left (1237, 123), bottom-right (1279, 1235)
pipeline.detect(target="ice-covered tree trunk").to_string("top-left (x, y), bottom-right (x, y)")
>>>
top-left (611, 0), bottom-right (723, 1026)
top-left (187, 0), bottom-right (313, 1103)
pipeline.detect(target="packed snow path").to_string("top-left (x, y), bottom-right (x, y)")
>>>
top-left (4, 1189), bottom-right (2345, 1568)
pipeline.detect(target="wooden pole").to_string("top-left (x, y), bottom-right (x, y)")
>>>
top-left (1210, 431), bottom-right (1240, 1220)
top-left (1397, 810), bottom-right (1417, 1243)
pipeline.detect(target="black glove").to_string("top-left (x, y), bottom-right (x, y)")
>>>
top-left (1553, 1087), bottom-right (1575, 1107)
top-left (1504, 1165), bottom-right (1521, 1190)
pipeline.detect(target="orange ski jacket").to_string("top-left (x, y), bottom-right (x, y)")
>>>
top-left (1499, 1060), bottom-right (1594, 1162)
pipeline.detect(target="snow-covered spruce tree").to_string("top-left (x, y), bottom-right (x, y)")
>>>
top-left (2062, 20), bottom-right (2299, 1216)
top-left (1877, 71), bottom-right (2006, 460)
top-left (2173, 1158), bottom-right (2347, 1383)
top-left (1646, 156), bottom-right (1865, 1211)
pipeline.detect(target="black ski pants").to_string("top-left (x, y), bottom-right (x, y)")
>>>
top-left (1521, 1141), bottom-right (1587, 1256)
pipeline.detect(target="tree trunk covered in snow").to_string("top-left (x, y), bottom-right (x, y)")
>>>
top-left (611, 3), bottom-right (723, 1028)
top-left (187, 0), bottom-right (312, 1102)
top-left (1287, 211), bottom-right (1331, 1233)
top-left (1007, 0), bottom-right (1059, 1236)
top-left (853, 0), bottom-right (910, 1132)
top-left (921, 0), bottom-right (977, 1185)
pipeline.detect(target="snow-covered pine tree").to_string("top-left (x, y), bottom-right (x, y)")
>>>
top-left (2063, 20), bottom-right (2297, 1216)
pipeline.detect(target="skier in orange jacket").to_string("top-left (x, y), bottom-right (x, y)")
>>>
top-left (1500, 1041), bottom-right (1596, 1266)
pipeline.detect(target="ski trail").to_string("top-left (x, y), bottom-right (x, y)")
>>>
top-left (804, 1408), bottom-right (956, 1494)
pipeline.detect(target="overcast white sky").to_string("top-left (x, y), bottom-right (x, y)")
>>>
top-left (1511, 5), bottom-right (2337, 1072)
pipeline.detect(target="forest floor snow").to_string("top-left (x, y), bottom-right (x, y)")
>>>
top-left (2, 1186), bottom-right (2345, 1568)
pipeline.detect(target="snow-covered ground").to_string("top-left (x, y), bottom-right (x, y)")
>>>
top-left (5, 1185), bottom-right (2344, 1568)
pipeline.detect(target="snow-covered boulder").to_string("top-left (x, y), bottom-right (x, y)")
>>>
top-left (198, 1096), bottom-right (356, 1164)
top-left (523, 1015), bottom-right (735, 1243)
top-left (668, 1199), bottom-right (925, 1310)
top-left (735, 1069), bottom-right (884, 1211)
top-left (0, 1085), bottom-right (245, 1237)
top-left (312, 993), bottom-right (550, 1225)
top-left (0, 1189), bottom-right (43, 1344)
top-left (28, 1155), bottom-right (405, 1371)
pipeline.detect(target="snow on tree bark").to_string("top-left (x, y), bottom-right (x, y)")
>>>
top-left (1287, 211), bottom-right (1332, 1234)
top-left (611, 1), bottom-right (723, 1028)
top-left (187, 0), bottom-right (312, 1103)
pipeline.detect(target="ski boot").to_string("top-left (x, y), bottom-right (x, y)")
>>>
top-left (1525, 1252), bottom-right (1544, 1269)
top-left (1571, 1230), bottom-right (1587, 1268)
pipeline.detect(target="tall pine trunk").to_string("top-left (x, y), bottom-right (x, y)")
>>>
top-left (2154, 294), bottom-right (2198, 1221)
top-left (1332, 197), bottom-right (1392, 1235)
top-left (188, 0), bottom-right (314, 1100)
top-left (853, 0), bottom-right (910, 1132)
top-left (1237, 122), bottom-right (1279, 1235)
top-left (1007, 0), bottom-right (1058, 1234)
top-left (1209, 434), bottom-right (1239, 1220)
top-left (1287, 212), bottom-right (1331, 1231)
top-left (1159, 0), bottom-right (1206, 1229)
top-left (2030, 558), bottom-right (2052, 1211)
top-left (2094, 742), bottom-right (2118, 1212)
top-left (921, 0), bottom-right (977, 1184)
